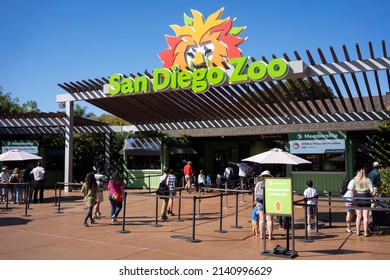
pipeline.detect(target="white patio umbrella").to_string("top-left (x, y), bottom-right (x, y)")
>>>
top-left (242, 148), bottom-right (311, 165)
top-left (0, 149), bottom-right (42, 161)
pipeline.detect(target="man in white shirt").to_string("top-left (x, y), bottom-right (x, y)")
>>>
top-left (0, 166), bottom-right (10, 203)
top-left (30, 162), bottom-right (45, 203)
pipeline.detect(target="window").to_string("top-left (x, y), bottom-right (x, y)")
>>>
top-left (292, 153), bottom-right (345, 172)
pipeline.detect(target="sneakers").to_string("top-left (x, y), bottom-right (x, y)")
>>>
top-left (167, 210), bottom-right (175, 216)
top-left (160, 215), bottom-right (168, 221)
top-left (82, 221), bottom-right (89, 227)
top-left (111, 216), bottom-right (118, 224)
top-left (345, 227), bottom-right (353, 233)
top-left (91, 219), bottom-right (96, 224)
top-left (307, 225), bottom-right (312, 230)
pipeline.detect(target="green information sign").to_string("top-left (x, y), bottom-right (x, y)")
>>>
top-left (264, 178), bottom-right (293, 215)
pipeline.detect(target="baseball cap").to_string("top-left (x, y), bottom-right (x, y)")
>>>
top-left (373, 162), bottom-right (381, 168)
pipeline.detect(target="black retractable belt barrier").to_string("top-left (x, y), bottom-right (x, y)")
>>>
top-left (56, 184), bottom-right (63, 213)
top-left (231, 191), bottom-right (243, 229)
top-left (151, 195), bottom-right (162, 227)
top-left (187, 195), bottom-right (201, 243)
top-left (176, 188), bottom-right (184, 222)
top-left (215, 192), bottom-right (227, 233)
top-left (299, 197), bottom-right (313, 243)
top-left (328, 192), bottom-right (332, 227)
top-left (22, 184), bottom-right (31, 217)
top-left (117, 192), bottom-right (130, 234)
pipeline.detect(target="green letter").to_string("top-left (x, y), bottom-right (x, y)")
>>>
top-left (109, 73), bottom-right (122, 95)
top-left (228, 57), bottom-right (249, 83)
top-left (121, 77), bottom-right (134, 94)
top-left (248, 61), bottom-right (268, 81)
top-left (268, 58), bottom-right (289, 79)
top-left (153, 68), bottom-right (171, 91)
top-left (207, 67), bottom-right (227, 86)
top-left (192, 68), bottom-right (208, 92)
top-left (134, 76), bottom-right (151, 93)
top-left (177, 70), bottom-right (192, 89)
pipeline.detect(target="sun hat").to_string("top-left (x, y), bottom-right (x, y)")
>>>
top-left (260, 170), bottom-right (272, 177)
top-left (373, 162), bottom-right (381, 168)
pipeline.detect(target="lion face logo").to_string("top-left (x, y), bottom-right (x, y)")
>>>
top-left (158, 8), bottom-right (247, 70)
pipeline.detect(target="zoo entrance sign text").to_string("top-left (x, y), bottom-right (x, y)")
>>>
top-left (105, 57), bottom-right (299, 95)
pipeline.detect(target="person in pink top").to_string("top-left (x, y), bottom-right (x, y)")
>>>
top-left (108, 172), bottom-right (124, 224)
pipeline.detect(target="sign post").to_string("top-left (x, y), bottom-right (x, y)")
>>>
top-left (261, 178), bottom-right (298, 258)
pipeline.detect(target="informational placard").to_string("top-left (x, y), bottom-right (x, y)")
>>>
top-left (289, 131), bottom-right (346, 154)
top-left (1, 140), bottom-right (39, 154)
top-left (264, 178), bottom-right (292, 215)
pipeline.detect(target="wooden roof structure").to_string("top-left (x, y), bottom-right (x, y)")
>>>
top-left (56, 40), bottom-right (390, 137)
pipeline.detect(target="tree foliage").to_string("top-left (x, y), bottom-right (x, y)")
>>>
top-left (0, 86), bottom-right (40, 114)
top-left (365, 121), bottom-right (390, 167)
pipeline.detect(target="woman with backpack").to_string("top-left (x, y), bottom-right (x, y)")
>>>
top-left (254, 170), bottom-right (274, 240)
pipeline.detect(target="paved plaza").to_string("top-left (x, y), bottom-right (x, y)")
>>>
top-left (0, 189), bottom-right (389, 260)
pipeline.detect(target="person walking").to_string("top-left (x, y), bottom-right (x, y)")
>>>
top-left (30, 162), bottom-right (45, 203)
top-left (167, 169), bottom-right (177, 216)
top-left (108, 172), bottom-right (124, 224)
top-left (93, 166), bottom-right (107, 219)
top-left (183, 161), bottom-right (193, 193)
top-left (350, 167), bottom-right (374, 237)
top-left (159, 168), bottom-right (170, 221)
top-left (81, 172), bottom-right (98, 227)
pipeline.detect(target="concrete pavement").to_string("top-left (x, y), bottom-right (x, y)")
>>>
top-left (0, 189), bottom-right (389, 260)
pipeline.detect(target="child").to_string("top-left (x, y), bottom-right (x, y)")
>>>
top-left (251, 203), bottom-right (260, 236)
top-left (303, 179), bottom-right (318, 230)
top-left (81, 172), bottom-right (98, 227)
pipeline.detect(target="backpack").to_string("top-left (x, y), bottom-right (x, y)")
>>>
top-left (255, 181), bottom-right (264, 202)
top-left (156, 175), bottom-right (169, 196)
top-left (339, 178), bottom-right (352, 195)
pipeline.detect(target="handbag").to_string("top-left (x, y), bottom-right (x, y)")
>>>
top-left (112, 193), bottom-right (123, 202)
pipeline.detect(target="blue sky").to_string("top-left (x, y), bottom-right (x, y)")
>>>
top-left (0, 0), bottom-right (388, 115)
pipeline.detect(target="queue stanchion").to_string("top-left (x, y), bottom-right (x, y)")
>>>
top-left (231, 191), bottom-right (243, 229)
top-left (117, 192), bottom-right (130, 234)
top-left (299, 197), bottom-right (313, 243)
top-left (311, 198), bottom-right (324, 236)
top-left (223, 183), bottom-right (230, 209)
top-left (175, 188), bottom-right (184, 222)
top-left (22, 184), bottom-right (31, 217)
top-left (196, 187), bottom-right (203, 219)
top-left (187, 195), bottom-right (201, 243)
top-left (56, 184), bottom-right (63, 213)
top-left (215, 192), bottom-right (228, 233)
top-left (151, 195), bottom-right (162, 227)
top-left (328, 191), bottom-right (332, 228)
top-left (5, 184), bottom-right (9, 211)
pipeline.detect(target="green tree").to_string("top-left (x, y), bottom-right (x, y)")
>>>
top-left (0, 86), bottom-right (40, 113)
top-left (74, 104), bottom-right (96, 118)
top-left (365, 121), bottom-right (390, 167)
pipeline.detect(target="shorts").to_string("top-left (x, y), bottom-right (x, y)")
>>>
top-left (252, 220), bottom-right (259, 229)
top-left (185, 175), bottom-right (191, 181)
top-left (169, 190), bottom-right (176, 197)
top-left (355, 193), bottom-right (370, 208)
top-left (343, 197), bottom-right (355, 211)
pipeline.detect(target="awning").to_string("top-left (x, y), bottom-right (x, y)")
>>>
top-left (169, 147), bottom-right (197, 155)
top-left (120, 137), bottom-right (161, 156)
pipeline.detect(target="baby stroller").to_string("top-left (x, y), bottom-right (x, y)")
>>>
top-left (369, 201), bottom-right (390, 234)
